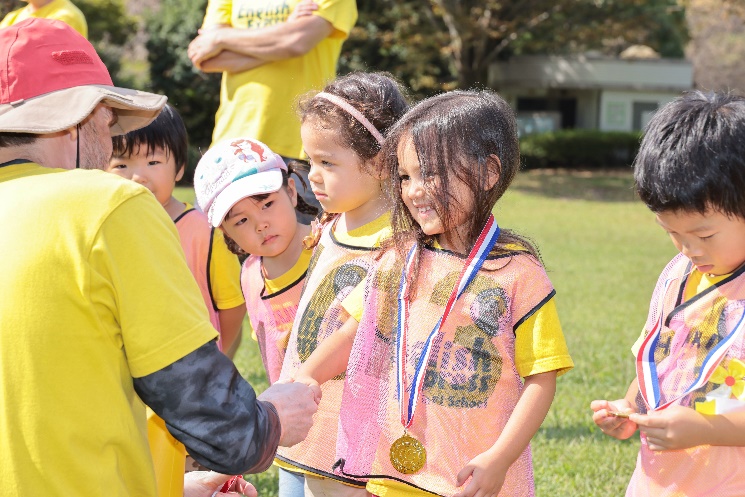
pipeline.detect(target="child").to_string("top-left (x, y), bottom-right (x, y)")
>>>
top-left (194, 137), bottom-right (318, 384)
top-left (105, 105), bottom-right (246, 497)
top-left (592, 91), bottom-right (745, 496)
top-left (277, 72), bottom-right (409, 497)
top-left (193, 136), bottom-right (319, 497)
top-left (296, 90), bottom-right (573, 497)
top-left (107, 104), bottom-right (246, 354)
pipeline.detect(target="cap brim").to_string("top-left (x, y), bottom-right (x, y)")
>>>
top-left (0, 84), bottom-right (167, 135)
top-left (208, 170), bottom-right (284, 227)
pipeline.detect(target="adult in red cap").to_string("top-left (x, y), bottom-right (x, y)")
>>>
top-left (0, 18), bottom-right (320, 497)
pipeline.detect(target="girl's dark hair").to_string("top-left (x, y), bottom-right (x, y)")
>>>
top-left (223, 161), bottom-right (319, 256)
top-left (111, 104), bottom-right (188, 174)
top-left (297, 71), bottom-right (409, 248)
top-left (634, 90), bottom-right (745, 218)
top-left (380, 90), bottom-right (540, 288)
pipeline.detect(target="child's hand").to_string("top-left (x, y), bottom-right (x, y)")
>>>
top-left (292, 374), bottom-right (322, 404)
top-left (631, 405), bottom-right (710, 451)
top-left (453, 450), bottom-right (509, 497)
top-left (591, 399), bottom-right (638, 440)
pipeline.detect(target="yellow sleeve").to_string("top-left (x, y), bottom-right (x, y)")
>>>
top-left (203, 0), bottom-right (233, 28)
top-left (341, 281), bottom-right (365, 322)
top-left (209, 228), bottom-right (245, 310)
top-left (514, 297), bottom-right (573, 378)
top-left (314, 0), bottom-right (357, 39)
top-left (0, 9), bottom-right (21, 28)
top-left (92, 192), bottom-right (218, 377)
top-left (48, 9), bottom-right (88, 38)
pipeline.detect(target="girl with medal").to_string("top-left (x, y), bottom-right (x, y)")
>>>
top-left (592, 91), bottom-right (745, 496)
top-left (295, 90), bottom-right (573, 497)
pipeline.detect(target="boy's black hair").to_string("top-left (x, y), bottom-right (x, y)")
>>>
top-left (634, 90), bottom-right (745, 218)
top-left (111, 104), bottom-right (188, 174)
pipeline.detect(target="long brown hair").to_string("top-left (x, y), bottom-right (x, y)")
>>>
top-left (297, 71), bottom-right (409, 249)
top-left (380, 90), bottom-right (541, 293)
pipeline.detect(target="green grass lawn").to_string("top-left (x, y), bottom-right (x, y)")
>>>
top-left (176, 169), bottom-right (677, 496)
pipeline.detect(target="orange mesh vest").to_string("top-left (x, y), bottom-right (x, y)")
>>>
top-left (242, 255), bottom-right (305, 384)
top-left (147, 208), bottom-right (223, 497)
top-left (175, 208), bottom-right (222, 342)
top-left (335, 246), bottom-right (555, 497)
top-left (278, 222), bottom-right (382, 485)
top-left (628, 254), bottom-right (745, 496)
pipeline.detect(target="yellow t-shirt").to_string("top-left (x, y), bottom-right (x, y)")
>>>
top-left (0, 0), bottom-right (88, 37)
top-left (0, 163), bottom-right (217, 497)
top-left (202, 0), bottom-right (357, 158)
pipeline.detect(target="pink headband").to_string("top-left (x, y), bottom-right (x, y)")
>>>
top-left (316, 92), bottom-right (384, 145)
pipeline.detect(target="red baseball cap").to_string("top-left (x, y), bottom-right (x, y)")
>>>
top-left (0, 18), bottom-right (166, 135)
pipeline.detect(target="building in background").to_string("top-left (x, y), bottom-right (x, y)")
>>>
top-left (489, 50), bottom-right (693, 135)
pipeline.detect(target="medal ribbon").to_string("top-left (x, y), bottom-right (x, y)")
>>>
top-left (396, 214), bottom-right (500, 429)
top-left (636, 276), bottom-right (745, 411)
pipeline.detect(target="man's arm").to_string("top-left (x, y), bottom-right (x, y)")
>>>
top-left (188, 15), bottom-right (334, 67)
top-left (198, 50), bottom-right (266, 74)
top-left (134, 341), bottom-right (319, 474)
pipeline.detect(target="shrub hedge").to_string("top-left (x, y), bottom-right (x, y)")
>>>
top-left (520, 129), bottom-right (642, 169)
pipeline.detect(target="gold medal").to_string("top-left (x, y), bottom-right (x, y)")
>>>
top-left (389, 432), bottom-right (426, 474)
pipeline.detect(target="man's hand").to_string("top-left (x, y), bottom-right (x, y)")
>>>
top-left (183, 471), bottom-right (257, 497)
top-left (288, 0), bottom-right (319, 21)
top-left (258, 380), bottom-right (321, 447)
top-left (188, 29), bottom-right (225, 68)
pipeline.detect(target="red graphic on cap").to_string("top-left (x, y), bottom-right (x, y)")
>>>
top-left (230, 138), bottom-right (267, 162)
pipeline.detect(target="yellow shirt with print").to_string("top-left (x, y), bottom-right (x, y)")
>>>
top-left (202, 0), bottom-right (357, 158)
top-left (0, 0), bottom-right (87, 37)
top-left (0, 163), bottom-right (217, 497)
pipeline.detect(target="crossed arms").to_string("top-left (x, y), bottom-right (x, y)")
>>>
top-left (188, 1), bottom-right (332, 74)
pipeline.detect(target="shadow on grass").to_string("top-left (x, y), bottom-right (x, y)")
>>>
top-left (536, 423), bottom-right (626, 442)
top-left (512, 168), bottom-right (638, 203)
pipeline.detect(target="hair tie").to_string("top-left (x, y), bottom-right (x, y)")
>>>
top-left (316, 92), bottom-right (384, 145)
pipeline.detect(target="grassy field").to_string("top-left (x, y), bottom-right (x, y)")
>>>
top-left (175, 169), bottom-right (677, 496)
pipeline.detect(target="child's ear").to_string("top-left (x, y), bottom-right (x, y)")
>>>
top-left (286, 177), bottom-right (298, 207)
top-left (175, 164), bottom-right (185, 182)
top-left (370, 156), bottom-right (389, 181)
top-left (486, 154), bottom-right (501, 190)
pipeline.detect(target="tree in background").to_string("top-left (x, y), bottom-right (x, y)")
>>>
top-left (684, 0), bottom-right (745, 93)
top-left (144, 0), bottom-right (221, 175)
top-left (341, 0), bottom-right (687, 94)
top-left (77, 0), bottom-right (137, 86)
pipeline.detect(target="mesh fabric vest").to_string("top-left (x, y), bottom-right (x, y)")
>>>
top-left (175, 209), bottom-right (222, 341)
top-left (278, 221), bottom-right (382, 484)
top-left (336, 245), bottom-right (555, 497)
top-left (628, 254), bottom-right (745, 496)
top-left (242, 255), bottom-right (305, 384)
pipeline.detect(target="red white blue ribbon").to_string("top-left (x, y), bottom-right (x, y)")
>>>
top-left (396, 214), bottom-right (501, 428)
top-left (636, 276), bottom-right (745, 411)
